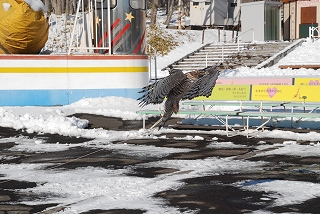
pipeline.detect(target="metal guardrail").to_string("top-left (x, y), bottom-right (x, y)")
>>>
top-left (230, 28), bottom-right (255, 44)
top-left (214, 28), bottom-right (254, 66)
top-left (309, 26), bottom-right (319, 39)
top-left (147, 43), bottom-right (158, 80)
top-left (68, 0), bottom-right (112, 55)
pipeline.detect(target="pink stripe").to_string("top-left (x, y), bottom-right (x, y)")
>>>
top-left (0, 55), bottom-right (148, 60)
top-left (217, 78), bottom-right (293, 85)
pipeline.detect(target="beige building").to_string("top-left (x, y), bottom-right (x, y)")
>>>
top-left (282, 0), bottom-right (320, 40)
top-left (240, 0), bottom-right (282, 42)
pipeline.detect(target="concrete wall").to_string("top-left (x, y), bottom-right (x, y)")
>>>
top-left (240, 1), bottom-right (265, 42)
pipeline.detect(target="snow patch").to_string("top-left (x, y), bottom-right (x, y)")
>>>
top-left (24, 0), bottom-right (47, 13)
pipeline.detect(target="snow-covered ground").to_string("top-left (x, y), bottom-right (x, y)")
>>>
top-left (1, 36), bottom-right (320, 213)
top-left (2, 2), bottom-right (320, 213)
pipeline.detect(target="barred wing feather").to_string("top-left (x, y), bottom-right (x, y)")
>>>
top-left (138, 69), bottom-right (186, 107)
top-left (182, 67), bottom-right (220, 100)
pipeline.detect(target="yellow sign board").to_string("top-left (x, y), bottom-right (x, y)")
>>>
top-left (294, 77), bottom-right (320, 86)
top-left (194, 85), bottom-right (251, 101)
top-left (252, 85), bottom-right (320, 102)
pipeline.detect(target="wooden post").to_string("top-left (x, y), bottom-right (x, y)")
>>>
top-left (202, 29), bottom-right (205, 44)
top-left (232, 29), bottom-right (234, 43)
top-left (178, 0), bottom-right (182, 30)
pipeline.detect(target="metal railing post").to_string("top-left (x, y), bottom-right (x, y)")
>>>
top-left (68, 0), bottom-right (82, 54)
top-left (309, 27), bottom-right (311, 39)
top-left (237, 37), bottom-right (240, 52)
top-left (252, 29), bottom-right (255, 42)
top-left (222, 45), bottom-right (224, 61)
top-left (205, 53), bottom-right (208, 67)
top-left (149, 54), bottom-right (152, 80)
top-left (147, 44), bottom-right (157, 80)
top-left (154, 54), bottom-right (157, 79)
top-left (107, 0), bottom-right (111, 55)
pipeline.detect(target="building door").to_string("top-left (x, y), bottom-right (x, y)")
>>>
top-left (299, 6), bottom-right (317, 38)
top-left (264, 5), bottom-right (280, 41)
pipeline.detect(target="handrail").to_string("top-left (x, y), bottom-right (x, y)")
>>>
top-left (147, 43), bottom-right (157, 80)
top-left (211, 28), bottom-right (255, 64)
top-left (229, 28), bottom-right (255, 44)
top-left (68, 0), bottom-right (82, 54)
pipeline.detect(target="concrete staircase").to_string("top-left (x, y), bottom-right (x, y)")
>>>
top-left (163, 41), bottom-right (296, 71)
top-left (219, 42), bottom-right (293, 70)
top-left (165, 43), bottom-right (246, 71)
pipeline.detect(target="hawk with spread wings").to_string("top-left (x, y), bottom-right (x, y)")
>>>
top-left (138, 66), bottom-right (220, 129)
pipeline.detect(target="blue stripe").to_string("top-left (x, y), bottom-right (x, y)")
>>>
top-left (0, 89), bottom-right (142, 106)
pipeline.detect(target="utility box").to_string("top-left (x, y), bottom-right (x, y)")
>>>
top-left (240, 1), bottom-right (282, 42)
top-left (189, 0), bottom-right (228, 27)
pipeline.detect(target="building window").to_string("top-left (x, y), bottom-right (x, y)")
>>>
top-left (130, 0), bottom-right (146, 9)
top-left (242, 0), bottom-right (281, 3)
top-left (96, 0), bottom-right (117, 9)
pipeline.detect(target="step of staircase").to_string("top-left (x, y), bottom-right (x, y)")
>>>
top-left (162, 41), bottom-right (296, 71)
top-left (171, 65), bottom-right (210, 70)
top-left (182, 57), bottom-right (231, 62)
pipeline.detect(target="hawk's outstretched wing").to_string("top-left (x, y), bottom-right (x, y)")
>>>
top-left (182, 66), bottom-right (220, 100)
top-left (138, 69), bottom-right (186, 107)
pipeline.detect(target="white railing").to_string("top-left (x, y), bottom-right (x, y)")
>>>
top-left (234, 28), bottom-right (255, 44)
top-left (216, 29), bottom-right (255, 64)
top-left (147, 44), bottom-right (157, 80)
top-left (68, 0), bottom-right (112, 54)
top-left (309, 26), bottom-right (319, 40)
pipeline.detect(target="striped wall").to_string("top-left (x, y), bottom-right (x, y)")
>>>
top-left (0, 54), bottom-right (149, 106)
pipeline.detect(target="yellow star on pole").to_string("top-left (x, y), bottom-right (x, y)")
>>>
top-left (125, 12), bottom-right (134, 22)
